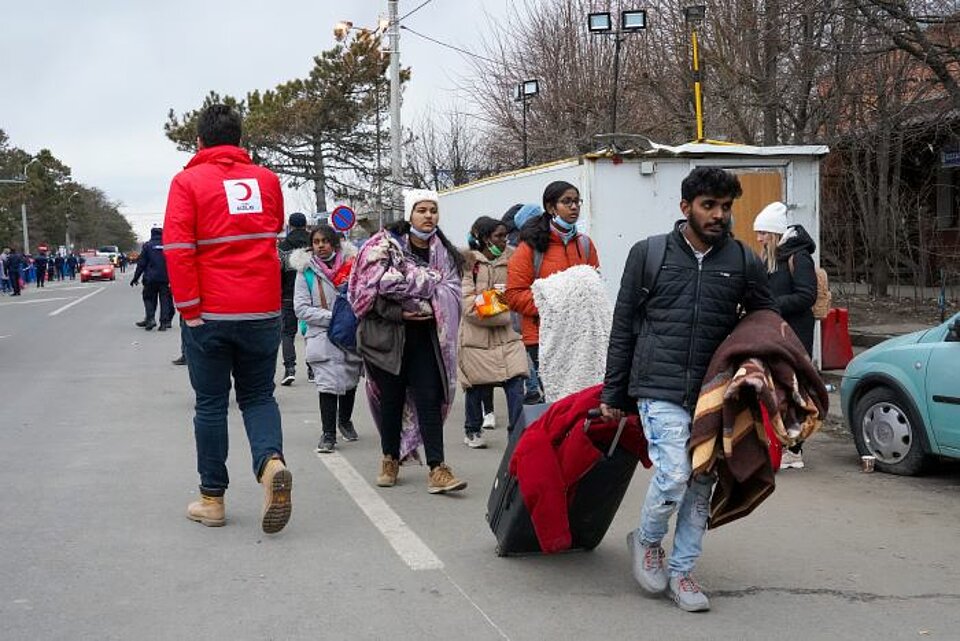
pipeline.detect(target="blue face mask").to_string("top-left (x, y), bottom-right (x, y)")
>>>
top-left (552, 215), bottom-right (576, 232)
top-left (409, 226), bottom-right (437, 241)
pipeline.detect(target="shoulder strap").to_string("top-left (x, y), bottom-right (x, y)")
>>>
top-left (303, 269), bottom-right (328, 310)
top-left (533, 248), bottom-right (544, 279)
top-left (639, 234), bottom-right (668, 305)
top-left (578, 234), bottom-right (591, 262)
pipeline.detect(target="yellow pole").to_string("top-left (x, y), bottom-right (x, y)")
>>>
top-left (692, 27), bottom-right (704, 142)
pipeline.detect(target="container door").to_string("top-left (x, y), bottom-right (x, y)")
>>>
top-left (729, 169), bottom-right (785, 256)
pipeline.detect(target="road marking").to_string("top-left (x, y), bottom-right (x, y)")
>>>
top-left (48, 287), bottom-right (104, 316)
top-left (0, 297), bottom-right (73, 307)
top-left (318, 452), bottom-right (444, 571)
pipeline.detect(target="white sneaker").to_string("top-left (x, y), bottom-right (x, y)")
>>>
top-left (780, 450), bottom-right (805, 470)
top-left (482, 412), bottom-right (496, 430)
top-left (464, 432), bottom-right (487, 449)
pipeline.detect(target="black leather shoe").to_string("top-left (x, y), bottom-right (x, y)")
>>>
top-left (144, 320), bottom-right (157, 331)
top-left (172, 356), bottom-right (186, 366)
top-left (135, 319), bottom-right (148, 328)
top-left (157, 322), bottom-right (172, 332)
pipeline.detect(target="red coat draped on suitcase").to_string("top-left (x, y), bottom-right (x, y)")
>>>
top-left (509, 384), bottom-right (651, 553)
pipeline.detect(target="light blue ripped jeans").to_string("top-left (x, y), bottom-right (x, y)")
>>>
top-left (637, 398), bottom-right (716, 576)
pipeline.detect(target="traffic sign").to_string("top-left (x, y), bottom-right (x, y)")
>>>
top-left (330, 205), bottom-right (356, 232)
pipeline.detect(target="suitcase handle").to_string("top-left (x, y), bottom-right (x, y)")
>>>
top-left (584, 409), bottom-right (629, 458)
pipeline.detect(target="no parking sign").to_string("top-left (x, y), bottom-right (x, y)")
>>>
top-left (330, 205), bottom-right (356, 233)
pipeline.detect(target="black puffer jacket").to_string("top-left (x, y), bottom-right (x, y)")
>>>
top-left (602, 223), bottom-right (777, 410)
top-left (278, 227), bottom-right (311, 301)
top-left (768, 224), bottom-right (817, 355)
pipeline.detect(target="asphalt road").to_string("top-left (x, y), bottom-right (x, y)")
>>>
top-left (2, 272), bottom-right (959, 641)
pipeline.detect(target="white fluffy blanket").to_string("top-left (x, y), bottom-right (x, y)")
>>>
top-left (532, 265), bottom-right (613, 402)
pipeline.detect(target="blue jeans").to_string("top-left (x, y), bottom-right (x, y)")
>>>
top-left (183, 318), bottom-right (284, 496)
top-left (464, 376), bottom-right (525, 435)
top-left (637, 398), bottom-right (715, 576)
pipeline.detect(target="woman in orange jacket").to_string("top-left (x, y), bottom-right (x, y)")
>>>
top-left (505, 181), bottom-right (600, 403)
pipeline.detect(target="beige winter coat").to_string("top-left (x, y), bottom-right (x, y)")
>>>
top-left (457, 248), bottom-right (528, 388)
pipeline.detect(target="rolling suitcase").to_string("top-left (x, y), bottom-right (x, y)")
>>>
top-left (486, 408), bottom-right (639, 557)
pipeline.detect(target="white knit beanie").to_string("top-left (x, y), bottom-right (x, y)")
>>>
top-left (752, 201), bottom-right (788, 235)
top-left (403, 189), bottom-right (439, 221)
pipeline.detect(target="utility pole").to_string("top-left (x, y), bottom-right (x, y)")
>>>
top-left (20, 158), bottom-right (41, 254)
top-left (388, 0), bottom-right (402, 224)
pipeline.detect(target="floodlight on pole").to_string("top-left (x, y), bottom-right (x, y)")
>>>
top-left (684, 5), bottom-right (707, 142)
top-left (514, 79), bottom-right (540, 168)
top-left (587, 8), bottom-right (647, 149)
top-left (588, 12), bottom-right (613, 33)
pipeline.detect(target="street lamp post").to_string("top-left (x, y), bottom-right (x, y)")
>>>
top-left (21, 158), bottom-right (41, 254)
top-left (588, 9), bottom-right (647, 149)
top-left (335, 15), bottom-right (392, 227)
top-left (387, 0), bottom-right (402, 224)
top-left (66, 191), bottom-right (81, 251)
top-left (515, 79), bottom-right (540, 167)
top-left (684, 5), bottom-right (707, 142)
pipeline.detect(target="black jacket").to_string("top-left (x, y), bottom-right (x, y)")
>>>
top-left (768, 225), bottom-right (817, 355)
top-left (602, 223), bottom-right (777, 410)
top-left (278, 227), bottom-right (311, 301)
top-left (133, 228), bottom-right (169, 284)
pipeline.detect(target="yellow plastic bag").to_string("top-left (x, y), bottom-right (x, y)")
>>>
top-left (474, 289), bottom-right (509, 318)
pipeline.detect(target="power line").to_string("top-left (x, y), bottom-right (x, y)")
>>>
top-left (399, 0), bottom-right (434, 22)
top-left (399, 25), bottom-right (500, 65)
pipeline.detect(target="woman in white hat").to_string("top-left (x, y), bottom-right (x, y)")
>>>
top-left (753, 201), bottom-right (818, 470)
top-left (348, 190), bottom-right (468, 494)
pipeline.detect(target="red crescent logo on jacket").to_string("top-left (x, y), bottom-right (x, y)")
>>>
top-left (223, 179), bottom-right (263, 214)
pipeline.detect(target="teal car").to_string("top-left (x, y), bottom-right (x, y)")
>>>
top-left (840, 312), bottom-right (960, 475)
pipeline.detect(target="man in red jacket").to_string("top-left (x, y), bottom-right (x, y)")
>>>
top-left (164, 104), bottom-right (292, 534)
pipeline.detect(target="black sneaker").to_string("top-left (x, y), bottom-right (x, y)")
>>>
top-left (280, 367), bottom-right (295, 386)
top-left (338, 420), bottom-right (359, 442)
top-left (523, 391), bottom-right (544, 405)
top-left (315, 434), bottom-right (336, 454)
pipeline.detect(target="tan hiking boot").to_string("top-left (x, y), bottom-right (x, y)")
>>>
top-left (377, 455), bottom-right (400, 487)
top-left (186, 495), bottom-right (225, 527)
top-left (428, 463), bottom-right (467, 494)
top-left (260, 457), bottom-right (293, 534)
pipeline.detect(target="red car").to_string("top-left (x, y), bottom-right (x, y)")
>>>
top-left (80, 256), bottom-right (116, 282)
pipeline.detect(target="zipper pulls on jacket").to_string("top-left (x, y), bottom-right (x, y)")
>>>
top-left (682, 261), bottom-right (704, 408)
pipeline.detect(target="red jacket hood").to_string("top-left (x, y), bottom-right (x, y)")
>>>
top-left (184, 145), bottom-right (254, 170)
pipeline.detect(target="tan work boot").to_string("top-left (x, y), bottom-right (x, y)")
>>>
top-left (428, 463), bottom-right (467, 494)
top-left (377, 455), bottom-right (400, 487)
top-left (260, 457), bottom-right (293, 534)
top-left (186, 495), bottom-right (225, 527)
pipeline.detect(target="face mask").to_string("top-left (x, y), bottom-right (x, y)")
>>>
top-left (409, 226), bottom-right (437, 241)
top-left (488, 244), bottom-right (503, 258)
top-left (552, 215), bottom-right (576, 232)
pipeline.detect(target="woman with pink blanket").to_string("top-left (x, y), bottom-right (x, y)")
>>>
top-left (348, 189), bottom-right (468, 494)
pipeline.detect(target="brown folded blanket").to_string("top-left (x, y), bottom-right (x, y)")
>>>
top-left (690, 309), bottom-right (828, 528)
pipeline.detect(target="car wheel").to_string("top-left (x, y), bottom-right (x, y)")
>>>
top-left (852, 386), bottom-right (930, 476)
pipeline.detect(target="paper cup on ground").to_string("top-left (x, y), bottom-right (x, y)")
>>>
top-left (860, 455), bottom-right (876, 473)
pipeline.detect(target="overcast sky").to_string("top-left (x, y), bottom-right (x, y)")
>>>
top-left (2, 0), bottom-right (513, 240)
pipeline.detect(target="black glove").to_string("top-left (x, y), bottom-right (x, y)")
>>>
top-left (130, 280), bottom-right (138, 287)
